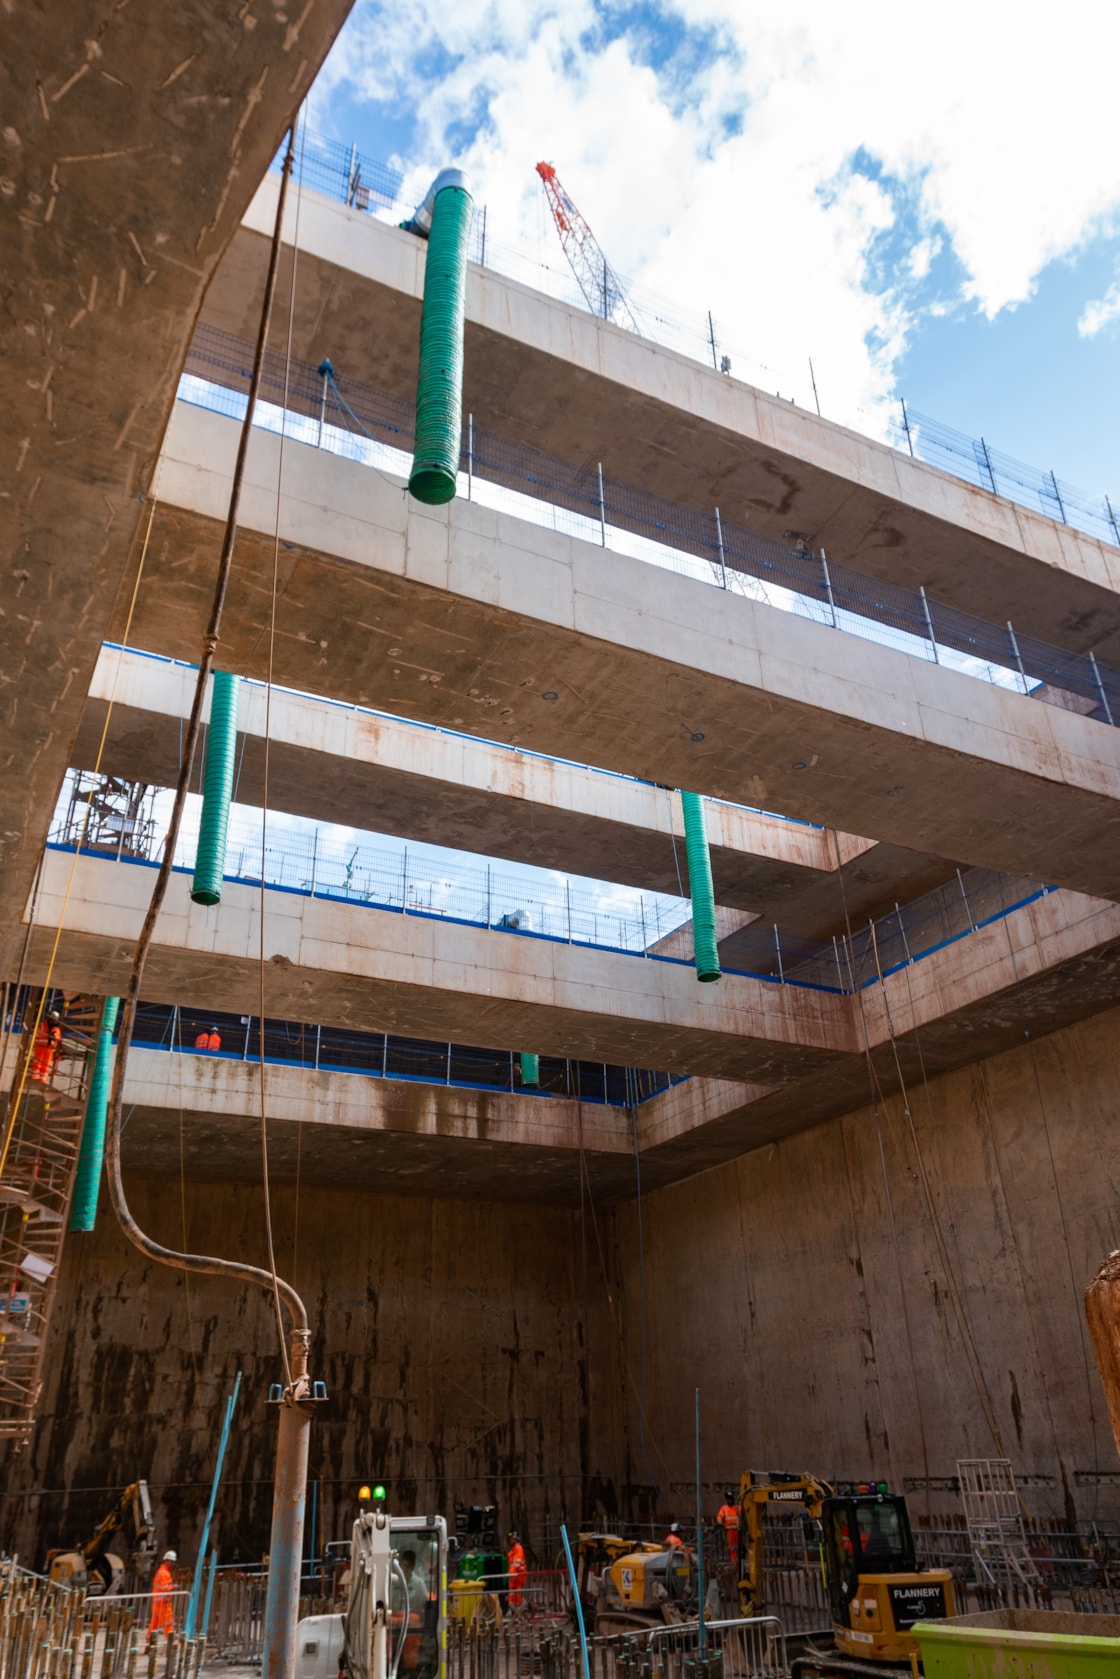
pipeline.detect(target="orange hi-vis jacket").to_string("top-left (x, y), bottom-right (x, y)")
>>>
top-left (148, 1562), bottom-right (175, 1636)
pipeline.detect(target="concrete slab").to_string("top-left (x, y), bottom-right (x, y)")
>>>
top-left (25, 850), bottom-right (859, 1085)
top-left (102, 404), bottom-right (1120, 909)
top-left (197, 177), bottom-right (1120, 658)
top-left (0, 0), bottom-right (353, 992)
top-left (75, 646), bottom-right (958, 933)
top-left (101, 1046), bottom-right (640, 1205)
top-left (637, 886), bottom-right (1120, 1176)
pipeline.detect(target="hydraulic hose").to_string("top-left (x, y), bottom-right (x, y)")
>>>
top-left (191, 671), bottom-right (240, 906)
top-left (69, 997), bottom-right (120, 1232)
top-left (408, 169), bottom-right (474, 506)
top-left (103, 126), bottom-right (308, 1341)
top-left (680, 791), bottom-right (721, 982)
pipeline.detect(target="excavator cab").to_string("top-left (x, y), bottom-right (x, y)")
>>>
top-left (820, 1490), bottom-right (953, 1666)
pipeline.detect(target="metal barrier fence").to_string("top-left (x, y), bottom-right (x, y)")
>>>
top-left (42, 819), bottom-right (1057, 1002)
top-left (271, 127), bottom-right (1120, 552)
top-left (127, 1001), bottom-right (680, 1106)
top-left (2, 993), bottom-right (680, 1109)
top-left (181, 322), bottom-right (1120, 732)
top-left (452, 1618), bottom-right (791, 1679)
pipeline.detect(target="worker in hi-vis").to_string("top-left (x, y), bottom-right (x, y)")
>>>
top-left (148, 1551), bottom-right (177, 1641)
top-left (507, 1532), bottom-right (527, 1608)
top-left (717, 1491), bottom-right (740, 1567)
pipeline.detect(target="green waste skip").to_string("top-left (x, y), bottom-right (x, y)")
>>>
top-left (407, 168), bottom-right (474, 506)
top-left (69, 998), bottom-right (120, 1233)
top-left (191, 671), bottom-right (240, 907)
top-left (680, 791), bottom-right (720, 982)
top-left (520, 1053), bottom-right (540, 1088)
top-left (912, 1608), bottom-right (1120, 1677)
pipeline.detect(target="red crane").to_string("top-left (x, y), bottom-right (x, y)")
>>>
top-left (535, 162), bottom-right (641, 335)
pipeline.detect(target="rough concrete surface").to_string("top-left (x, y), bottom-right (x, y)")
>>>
top-left (3, 1003), bottom-right (1119, 1568)
top-left (608, 1002), bottom-right (1120, 1525)
top-left (0, 0), bottom-right (354, 982)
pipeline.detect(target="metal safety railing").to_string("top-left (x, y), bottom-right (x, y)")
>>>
top-left (3, 993), bottom-right (681, 1108)
top-left (270, 126), bottom-right (1120, 551)
top-left (180, 322), bottom-right (1120, 731)
top-left (43, 808), bottom-right (1058, 999)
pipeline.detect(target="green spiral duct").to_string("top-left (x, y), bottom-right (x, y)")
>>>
top-left (520, 1053), bottom-right (540, 1089)
top-left (408, 172), bottom-right (474, 506)
top-left (681, 791), bottom-right (721, 983)
top-left (191, 670), bottom-right (240, 906)
top-left (69, 997), bottom-right (120, 1232)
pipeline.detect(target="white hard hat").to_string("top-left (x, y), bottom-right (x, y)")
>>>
top-left (163, 1550), bottom-right (177, 1562)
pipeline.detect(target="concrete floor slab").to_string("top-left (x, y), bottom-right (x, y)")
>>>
top-left (197, 177), bottom-right (1120, 659)
top-left (74, 647), bottom-right (959, 934)
top-left (100, 404), bottom-right (1120, 909)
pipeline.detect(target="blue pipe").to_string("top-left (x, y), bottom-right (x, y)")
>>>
top-left (560, 1525), bottom-right (590, 1679)
top-left (185, 1371), bottom-right (242, 1639)
top-left (202, 1551), bottom-right (218, 1640)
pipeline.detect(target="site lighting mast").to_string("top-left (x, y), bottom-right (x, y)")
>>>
top-left (535, 161), bottom-right (642, 335)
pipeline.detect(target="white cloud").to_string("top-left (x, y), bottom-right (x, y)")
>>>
top-left (313, 0), bottom-right (1120, 426)
top-left (1079, 280), bottom-right (1120, 338)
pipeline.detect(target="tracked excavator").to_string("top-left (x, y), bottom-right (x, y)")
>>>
top-left (47, 1480), bottom-right (158, 1596)
top-left (579, 1532), bottom-right (694, 1635)
top-left (738, 1471), bottom-right (954, 1675)
top-left (297, 1511), bottom-right (448, 1679)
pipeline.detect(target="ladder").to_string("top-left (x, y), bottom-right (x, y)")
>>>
top-left (957, 1458), bottom-right (1045, 1597)
top-left (0, 992), bottom-right (103, 1442)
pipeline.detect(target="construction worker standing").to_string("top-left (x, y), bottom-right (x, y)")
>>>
top-left (717, 1491), bottom-right (740, 1568)
top-left (664, 1523), bottom-right (685, 1550)
top-left (147, 1550), bottom-right (177, 1642)
top-left (507, 1531), bottom-right (527, 1608)
top-left (30, 1011), bottom-right (63, 1084)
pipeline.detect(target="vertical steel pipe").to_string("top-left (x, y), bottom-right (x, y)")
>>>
top-left (262, 1332), bottom-right (313, 1679)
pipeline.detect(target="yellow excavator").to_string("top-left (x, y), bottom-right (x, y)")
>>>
top-left (738, 1471), bottom-right (954, 1675)
top-left (574, 1532), bottom-right (692, 1635)
top-left (47, 1480), bottom-right (158, 1596)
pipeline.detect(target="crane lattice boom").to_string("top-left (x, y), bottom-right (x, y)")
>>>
top-left (535, 162), bottom-right (641, 335)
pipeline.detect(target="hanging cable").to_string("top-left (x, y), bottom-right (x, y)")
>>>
top-left (867, 918), bottom-right (1008, 1459)
top-left (996, 913), bottom-right (1103, 1500)
top-left (103, 125), bottom-right (308, 1353)
top-left (0, 465), bottom-right (163, 1184)
top-left (629, 1070), bottom-right (661, 1503)
top-left (832, 832), bottom-right (933, 1513)
top-left (253, 111), bottom-right (310, 1386)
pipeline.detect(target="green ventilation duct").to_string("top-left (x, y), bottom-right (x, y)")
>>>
top-left (70, 997), bottom-right (120, 1232)
top-left (191, 671), bottom-right (240, 907)
top-left (680, 791), bottom-right (721, 983)
top-left (520, 1053), bottom-right (540, 1089)
top-left (407, 169), bottom-right (474, 506)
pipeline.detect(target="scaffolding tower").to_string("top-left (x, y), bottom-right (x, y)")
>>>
top-left (59, 771), bottom-right (156, 859)
top-left (0, 991), bottom-right (104, 1442)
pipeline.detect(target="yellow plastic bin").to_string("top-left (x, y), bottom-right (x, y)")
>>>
top-left (913, 1608), bottom-right (1120, 1676)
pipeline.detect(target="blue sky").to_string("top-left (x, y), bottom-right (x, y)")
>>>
top-left (306, 0), bottom-right (1120, 504)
